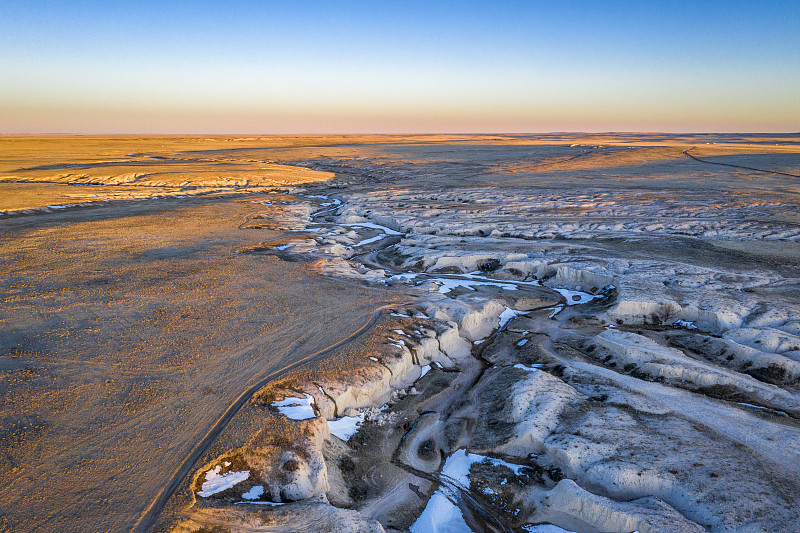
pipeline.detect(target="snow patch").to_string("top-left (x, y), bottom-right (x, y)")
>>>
top-left (342, 222), bottom-right (403, 235)
top-left (241, 485), bottom-right (264, 500)
top-left (272, 393), bottom-right (316, 420)
top-left (499, 307), bottom-right (528, 330)
top-left (419, 364), bottom-right (432, 378)
top-left (328, 413), bottom-right (365, 441)
top-left (197, 466), bottom-right (250, 497)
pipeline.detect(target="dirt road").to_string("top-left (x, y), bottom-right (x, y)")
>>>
top-left (0, 195), bottom-right (395, 532)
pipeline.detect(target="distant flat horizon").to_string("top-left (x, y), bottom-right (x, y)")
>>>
top-left (2, 132), bottom-right (799, 137)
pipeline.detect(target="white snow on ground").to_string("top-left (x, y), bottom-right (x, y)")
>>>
top-left (522, 525), bottom-right (579, 533)
top-left (419, 364), bottom-right (432, 379)
top-left (410, 489), bottom-right (472, 533)
top-left (197, 465), bottom-right (250, 497)
top-left (514, 363), bottom-right (542, 372)
top-left (241, 485), bottom-right (264, 500)
top-left (412, 449), bottom-right (533, 533)
top-left (675, 319), bottom-right (698, 330)
top-left (517, 339), bottom-right (529, 347)
top-left (552, 287), bottom-right (598, 305)
top-left (388, 338), bottom-right (406, 348)
top-left (546, 305), bottom-right (564, 318)
top-left (385, 273), bottom-right (420, 285)
top-left (336, 222), bottom-right (403, 246)
top-left (271, 393), bottom-right (316, 420)
top-left (342, 222), bottom-right (403, 235)
top-left (387, 271), bottom-right (603, 307)
top-left (463, 271), bottom-right (539, 285)
top-left (354, 234), bottom-right (388, 246)
top-left (429, 277), bottom-right (519, 294)
top-left (328, 413), bottom-right (365, 441)
top-left (369, 356), bottom-right (379, 361)
top-left (498, 307), bottom-right (528, 330)
top-left (393, 329), bottom-right (409, 336)
top-left (390, 312), bottom-right (411, 317)
top-left (442, 449), bottom-right (530, 487)
top-left (46, 205), bottom-right (69, 209)
top-left (234, 500), bottom-right (284, 506)
top-left (441, 449), bottom-right (484, 485)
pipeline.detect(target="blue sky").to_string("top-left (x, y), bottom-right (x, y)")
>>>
top-left (2, 1), bottom-right (798, 133)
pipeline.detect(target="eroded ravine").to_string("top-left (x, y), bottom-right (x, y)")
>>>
top-left (168, 141), bottom-right (800, 533)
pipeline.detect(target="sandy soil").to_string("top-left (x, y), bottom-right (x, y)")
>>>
top-left (0, 165), bottom-right (399, 531)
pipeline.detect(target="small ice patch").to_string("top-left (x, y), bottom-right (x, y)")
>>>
top-left (235, 500), bottom-right (284, 506)
top-left (514, 363), bottom-right (541, 372)
top-left (419, 364), bottom-right (432, 378)
top-left (241, 485), bottom-right (264, 500)
top-left (342, 222), bottom-right (403, 235)
top-left (328, 413), bottom-right (365, 441)
top-left (430, 277), bottom-right (518, 294)
top-left (276, 244), bottom-right (293, 251)
top-left (480, 486), bottom-right (497, 495)
top-left (546, 305), bottom-right (564, 318)
top-left (386, 273), bottom-right (420, 284)
top-left (47, 205), bottom-right (68, 209)
top-left (517, 339), bottom-right (529, 347)
top-left (354, 234), bottom-right (387, 246)
top-left (197, 465), bottom-right (250, 497)
top-left (441, 449), bottom-right (485, 485)
top-left (498, 307), bottom-right (527, 330)
top-left (674, 319), bottom-right (698, 330)
top-left (390, 312), bottom-right (411, 317)
top-left (369, 356), bottom-right (378, 362)
top-left (442, 449), bottom-right (529, 484)
top-left (474, 338), bottom-right (486, 345)
top-left (553, 288), bottom-right (598, 305)
top-left (393, 329), bottom-right (409, 336)
top-left (272, 393), bottom-right (316, 420)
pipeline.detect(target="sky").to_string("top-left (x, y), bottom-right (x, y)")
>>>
top-left (1, 1), bottom-right (798, 134)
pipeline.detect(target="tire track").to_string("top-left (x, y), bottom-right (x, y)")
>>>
top-left (683, 148), bottom-right (800, 178)
top-left (132, 303), bottom-right (397, 533)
